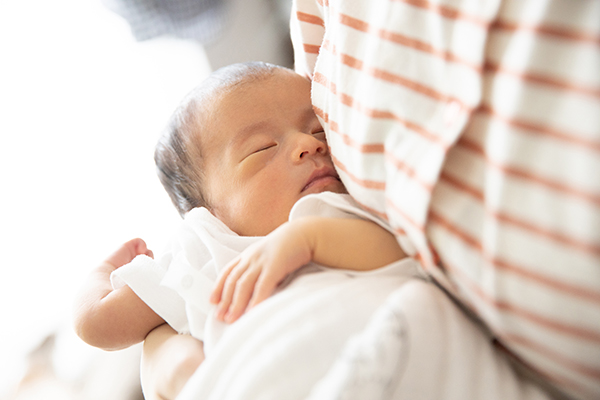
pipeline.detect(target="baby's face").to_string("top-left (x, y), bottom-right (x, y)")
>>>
top-left (199, 69), bottom-right (346, 236)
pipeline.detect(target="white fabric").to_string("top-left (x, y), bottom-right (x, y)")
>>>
top-left (111, 254), bottom-right (191, 335)
top-left (290, 1), bottom-right (600, 398)
top-left (307, 280), bottom-right (554, 400)
top-left (177, 258), bottom-right (428, 400)
top-left (176, 266), bottom-right (554, 400)
top-left (114, 192), bottom-right (553, 400)
top-left (112, 203), bottom-right (258, 345)
top-left (111, 192), bottom-right (409, 353)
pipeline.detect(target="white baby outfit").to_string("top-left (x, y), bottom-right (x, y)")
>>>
top-left (111, 192), bottom-right (420, 354)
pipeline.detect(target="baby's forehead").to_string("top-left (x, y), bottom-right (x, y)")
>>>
top-left (192, 68), bottom-right (309, 140)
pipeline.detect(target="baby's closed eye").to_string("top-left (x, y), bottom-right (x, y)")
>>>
top-left (241, 143), bottom-right (277, 161)
top-left (253, 143), bottom-right (277, 153)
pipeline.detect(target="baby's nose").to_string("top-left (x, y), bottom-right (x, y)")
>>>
top-left (295, 133), bottom-right (327, 160)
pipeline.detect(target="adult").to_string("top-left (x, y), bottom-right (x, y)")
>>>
top-left (290, 0), bottom-right (599, 399)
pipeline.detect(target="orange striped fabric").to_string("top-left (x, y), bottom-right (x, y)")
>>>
top-left (290, 0), bottom-right (600, 399)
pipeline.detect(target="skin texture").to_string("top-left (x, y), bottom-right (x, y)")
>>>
top-left (73, 238), bottom-right (165, 351)
top-left (199, 68), bottom-right (347, 237)
top-left (210, 216), bottom-right (406, 323)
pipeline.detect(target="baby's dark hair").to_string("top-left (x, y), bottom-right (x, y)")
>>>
top-left (155, 61), bottom-right (287, 217)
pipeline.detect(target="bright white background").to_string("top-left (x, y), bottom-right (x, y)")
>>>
top-left (0, 0), bottom-right (211, 396)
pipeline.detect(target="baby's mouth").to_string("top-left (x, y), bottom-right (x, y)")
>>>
top-left (302, 167), bottom-right (341, 192)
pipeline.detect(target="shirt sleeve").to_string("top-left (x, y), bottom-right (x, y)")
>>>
top-left (111, 254), bottom-right (190, 335)
top-left (290, 0), bottom-right (325, 79)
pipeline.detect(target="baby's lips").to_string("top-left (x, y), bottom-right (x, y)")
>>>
top-left (302, 166), bottom-right (340, 192)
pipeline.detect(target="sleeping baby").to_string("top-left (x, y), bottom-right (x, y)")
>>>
top-left (72, 61), bottom-right (416, 391)
top-left (73, 62), bottom-right (551, 400)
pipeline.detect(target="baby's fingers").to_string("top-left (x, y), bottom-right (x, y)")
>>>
top-left (210, 259), bottom-right (239, 304)
top-left (224, 268), bottom-right (261, 323)
top-left (248, 274), bottom-right (281, 309)
top-left (145, 249), bottom-right (154, 259)
top-left (215, 262), bottom-right (249, 321)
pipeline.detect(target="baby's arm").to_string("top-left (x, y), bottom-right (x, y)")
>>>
top-left (73, 238), bottom-right (165, 351)
top-left (211, 217), bottom-right (406, 323)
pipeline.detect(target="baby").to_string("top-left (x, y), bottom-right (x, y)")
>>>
top-left (73, 62), bottom-right (407, 352)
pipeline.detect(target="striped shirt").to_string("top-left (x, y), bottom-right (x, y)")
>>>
top-left (290, 0), bottom-right (600, 399)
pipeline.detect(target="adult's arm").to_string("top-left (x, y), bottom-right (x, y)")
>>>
top-left (141, 324), bottom-right (205, 400)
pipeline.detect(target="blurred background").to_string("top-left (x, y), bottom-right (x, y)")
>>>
top-left (0, 0), bottom-right (292, 398)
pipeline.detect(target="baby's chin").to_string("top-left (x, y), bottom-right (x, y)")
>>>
top-left (320, 181), bottom-right (348, 195)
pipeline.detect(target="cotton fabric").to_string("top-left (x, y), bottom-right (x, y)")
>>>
top-left (290, 1), bottom-right (600, 398)
top-left (111, 192), bottom-right (413, 354)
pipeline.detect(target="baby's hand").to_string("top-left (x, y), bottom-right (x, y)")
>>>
top-left (104, 238), bottom-right (154, 270)
top-left (209, 221), bottom-right (312, 323)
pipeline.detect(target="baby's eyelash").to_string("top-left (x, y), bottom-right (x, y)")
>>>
top-left (254, 144), bottom-right (276, 153)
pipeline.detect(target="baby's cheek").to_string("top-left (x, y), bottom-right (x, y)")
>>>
top-left (256, 201), bottom-right (292, 235)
